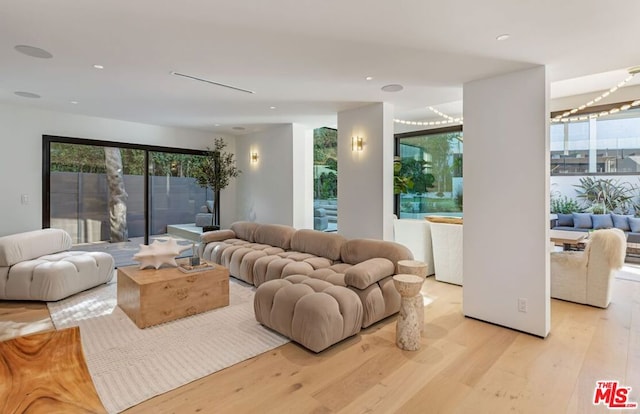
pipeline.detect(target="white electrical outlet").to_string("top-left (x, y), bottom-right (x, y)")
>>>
top-left (518, 298), bottom-right (528, 313)
top-left (21, 194), bottom-right (29, 205)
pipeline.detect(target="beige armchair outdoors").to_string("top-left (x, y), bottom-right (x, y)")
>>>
top-left (550, 228), bottom-right (626, 308)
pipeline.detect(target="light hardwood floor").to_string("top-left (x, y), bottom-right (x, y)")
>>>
top-left (1, 275), bottom-right (638, 414)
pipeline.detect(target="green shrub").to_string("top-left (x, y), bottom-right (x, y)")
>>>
top-left (573, 177), bottom-right (636, 213)
top-left (550, 196), bottom-right (582, 214)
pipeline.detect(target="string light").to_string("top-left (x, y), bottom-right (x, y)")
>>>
top-left (428, 106), bottom-right (457, 121)
top-left (395, 65), bottom-right (640, 126)
top-left (394, 106), bottom-right (463, 126)
top-left (553, 65), bottom-right (640, 123)
top-left (552, 99), bottom-right (640, 123)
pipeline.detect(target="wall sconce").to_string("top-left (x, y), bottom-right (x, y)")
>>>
top-left (351, 136), bottom-right (364, 151)
top-left (250, 152), bottom-right (259, 163)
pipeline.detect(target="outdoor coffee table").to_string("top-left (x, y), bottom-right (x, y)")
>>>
top-left (117, 261), bottom-right (229, 328)
top-left (549, 229), bottom-right (588, 251)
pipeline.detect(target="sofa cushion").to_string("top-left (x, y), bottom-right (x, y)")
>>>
top-left (591, 214), bottom-right (613, 230)
top-left (277, 251), bottom-right (315, 260)
top-left (290, 229), bottom-right (346, 261)
top-left (344, 258), bottom-right (395, 289)
top-left (253, 224), bottom-right (296, 250)
top-left (629, 217), bottom-right (640, 233)
top-left (304, 257), bottom-right (333, 270)
top-left (0, 229), bottom-right (72, 267)
top-left (556, 213), bottom-right (574, 227)
top-left (195, 213), bottom-right (213, 227)
top-left (341, 239), bottom-right (413, 266)
top-left (1, 251), bottom-right (114, 301)
top-left (611, 214), bottom-right (632, 231)
top-left (254, 277), bottom-right (363, 352)
top-left (313, 208), bottom-right (326, 217)
top-left (230, 222), bottom-right (260, 243)
top-left (200, 229), bottom-right (235, 244)
top-left (572, 213), bottom-right (592, 229)
top-left (308, 268), bottom-right (347, 286)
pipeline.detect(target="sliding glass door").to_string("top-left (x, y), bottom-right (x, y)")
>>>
top-left (313, 127), bottom-right (338, 232)
top-left (48, 142), bottom-right (145, 244)
top-left (148, 151), bottom-right (210, 236)
top-left (44, 136), bottom-right (210, 246)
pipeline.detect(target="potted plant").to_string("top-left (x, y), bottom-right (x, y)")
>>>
top-left (394, 157), bottom-right (413, 195)
top-left (193, 138), bottom-right (241, 230)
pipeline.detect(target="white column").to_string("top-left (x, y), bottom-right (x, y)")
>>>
top-left (292, 124), bottom-right (313, 229)
top-left (337, 103), bottom-right (394, 240)
top-left (463, 66), bottom-right (550, 337)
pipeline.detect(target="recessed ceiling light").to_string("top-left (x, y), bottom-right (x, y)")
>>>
top-left (214, 123), bottom-right (221, 127)
top-left (70, 101), bottom-right (79, 104)
top-left (269, 106), bottom-right (276, 110)
top-left (93, 64), bottom-right (104, 69)
top-left (232, 126), bottom-right (246, 131)
top-left (14, 45), bottom-right (53, 59)
top-left (365, 76), bottom-right (373, 81)
top-left (381, 84), bottom-right (403, 92)
top-left (496, 34), bottom-right (510, 41)
top-left (14, 91), bottom-right (41, 98)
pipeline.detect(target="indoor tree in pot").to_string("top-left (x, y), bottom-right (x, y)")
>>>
top-left (193, 138), bottom-right (241, 230)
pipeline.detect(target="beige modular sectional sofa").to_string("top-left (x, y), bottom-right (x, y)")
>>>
top-left (199, 221), bottom-right (413, 351)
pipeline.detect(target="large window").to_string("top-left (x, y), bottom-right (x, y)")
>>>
top-left (44, 136), bottom-right (211, 245)
top-left (395, 127), bottom-right (463, 218)
top-left (313, 127), bottom-right (337, 231)
top-left (551, 107), bottom-right (640, 175)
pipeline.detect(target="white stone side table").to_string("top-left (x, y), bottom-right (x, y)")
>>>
top-left (392, 274), bottom-right (424, 351)
top-left (397, 259), bottom-right (429, 279)
top-left (397, 260), bottom-right (428, 332)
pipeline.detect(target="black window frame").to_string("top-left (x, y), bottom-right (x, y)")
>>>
top-left (42, 135), bottom-right (214, 244)
top-left (393, 125), bottom-right (463, 217)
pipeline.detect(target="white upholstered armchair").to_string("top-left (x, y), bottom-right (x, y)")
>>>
top-left (550, 228), bottom-right (626, 308)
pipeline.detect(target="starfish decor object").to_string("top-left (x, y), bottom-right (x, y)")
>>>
top-left (133, 237), bottom-right (191, 269)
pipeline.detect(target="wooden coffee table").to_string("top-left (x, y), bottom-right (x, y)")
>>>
top-left (117, 262), bottom-right (229, 328)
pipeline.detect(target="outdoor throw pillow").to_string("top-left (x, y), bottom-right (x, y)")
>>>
top-left (629, 217), bottom-right (640, 233)
top-left (557, 213), bottom-right (574, 227)
top-left (611, 213), bottom-right (632, 231)
top-left (591, 214), bottom-right (613, 230)
top-left (572, 213), bottom-right (592, 229)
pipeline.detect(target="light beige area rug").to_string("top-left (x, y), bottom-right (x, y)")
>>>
top-left (47, 277), bottom-right (289, 414)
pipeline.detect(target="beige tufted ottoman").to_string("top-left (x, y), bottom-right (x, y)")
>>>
top-left (0, 229), bottom-right (115, 301)
top-left (254, 275), bottom-right (363, 352)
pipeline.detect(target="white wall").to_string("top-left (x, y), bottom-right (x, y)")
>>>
top-left (337, 103), bottom-right (394, 240)
top-left (463, 66), bottom-right (550, 337)
top-left (0, 102), bottom-right (237, 236)
top-left (234, 123), bottom-right (313, 227)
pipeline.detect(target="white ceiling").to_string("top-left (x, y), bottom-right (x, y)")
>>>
top-left (1, 0), bottom-right (639, 135)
